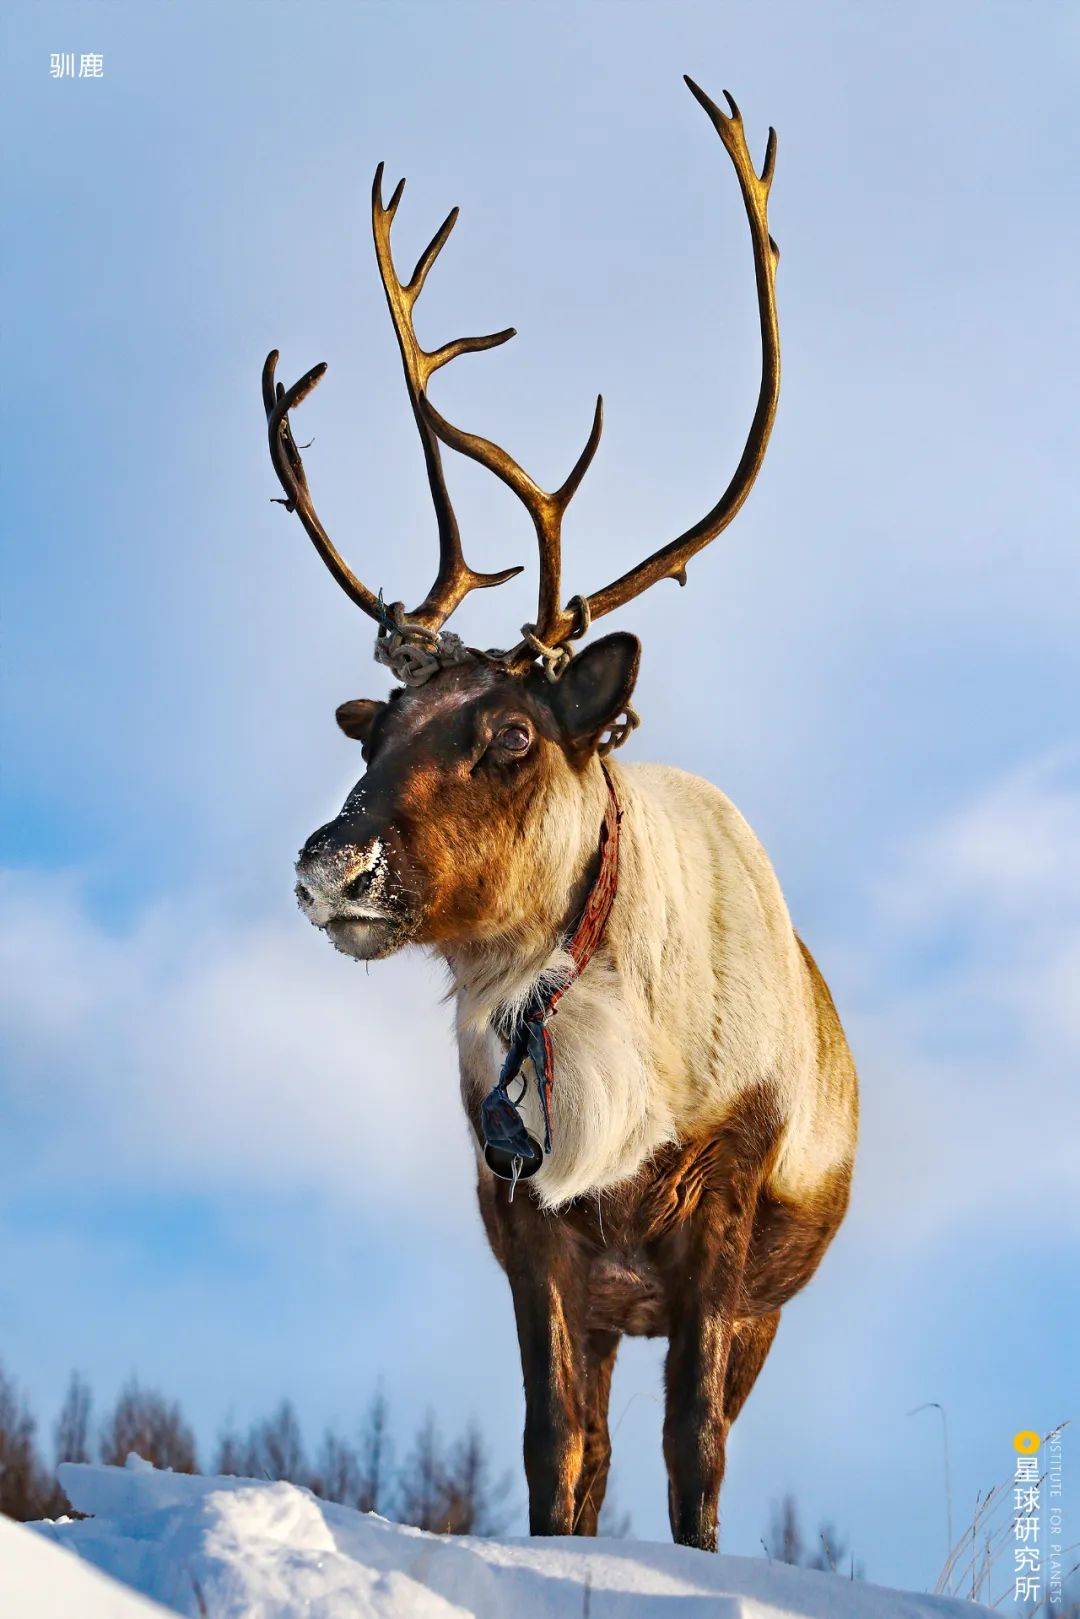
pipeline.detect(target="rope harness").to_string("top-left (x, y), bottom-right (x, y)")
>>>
top-left (372, 594), bottom-right (640, 751)
top-left (479, 766), bottom-right (622, 1198)
top-left (373, 597), bottom-right (473, 687)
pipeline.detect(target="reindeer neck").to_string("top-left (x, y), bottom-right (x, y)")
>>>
top-left (440, 759), bottom-right (614, 1023)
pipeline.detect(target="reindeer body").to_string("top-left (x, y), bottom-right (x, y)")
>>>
top-left (270, 79), bottom-right (855, 1549)
top-left (450, 757), bottom-right (856, 1543)
top-left (452, 759), bottom-right (856, 1215)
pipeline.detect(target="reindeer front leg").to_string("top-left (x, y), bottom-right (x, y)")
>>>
top-left (662, 1178), bottom-right (759, 1552)
top-left (573, 1328), bottom-right (620, 1535)
top-left (503, 1212), bottom-right (589, 1536)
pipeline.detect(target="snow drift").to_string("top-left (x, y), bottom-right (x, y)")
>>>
top-left (10, 1457), bottom-right (994, 1619)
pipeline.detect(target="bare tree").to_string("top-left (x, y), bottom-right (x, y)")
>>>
top-left (396, 1410), bottom-right (444, 1531)
top-left (356, 1386), bottom-right (392, 1515)
top-left (0, 1364), bottom-right (51, 1520)
top-left (54, 1372), bottom-right (92, 1466)
top-left (236, 1400), bottom-right (307, 1484)
top-left (312, 1430), bottom-right (360, 1506)
top-left (0, 1365), bottom-right (527, 1542)
top-left (439, 1422), bottom-right (513, 1536)
top-left (212, 1425), bottom-right (248, 1479)
top-left (811, 1519), bottom-right (862, 1577)
top-left (767, 1494), bottom-right (805, 1565)
top-left (395, 1412), bottom-right (513, 1536)
top-left (100, 1379), bottom-right (197, 1473)
top-left (765, 1493), bottom-right (864, 1579)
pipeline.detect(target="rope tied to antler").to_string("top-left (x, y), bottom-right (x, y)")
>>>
top-left (518, 594), bottom-right (593, 680)
top-left (598, 702), bottom-right (640, 756)
top-left (566, 594), bottom-right (591, 640)
top-left (519, 604), bottom-right (638, 751)
top-left (374, 596), bottom-right (471, 686)
top-left (519, 624), bottom-right (573, 683)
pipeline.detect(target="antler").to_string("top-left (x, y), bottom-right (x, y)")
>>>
top-left (418, 390), bottom-right (604, 666)
top-left (577, 81), bottom-right (781, 634)
top-left (263, 350), bottom-right (383, 622)
top-left (265, 77), bottom-right (779, 669)
top-left (420, 77), bottom-right (781, 663)
top-left (262, 172), bottom-right (525, 635)
top-left (370, 166), bottom-right (524, 629)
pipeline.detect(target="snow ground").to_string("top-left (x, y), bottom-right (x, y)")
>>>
top-left (8, 1458), bottom-right (994, 1619)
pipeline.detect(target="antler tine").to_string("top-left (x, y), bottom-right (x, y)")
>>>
top-left (418, 78), bottom-right (778, 665)
top-left (546, 77), bottom-right (781, 639)
top-left (371, 165), bottom-right (524, 630)
top-left (419, 392), bottom-right (604, 653)
top-left (262, 349), bottom-right (384, 621)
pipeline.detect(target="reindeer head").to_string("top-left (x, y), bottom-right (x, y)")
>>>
top-left (270, 79), bottom-right (780, 962)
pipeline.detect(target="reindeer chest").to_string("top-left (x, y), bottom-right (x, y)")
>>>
top-left (473, 1111), bottom-right (763, 1339)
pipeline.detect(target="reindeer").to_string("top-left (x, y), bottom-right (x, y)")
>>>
top-left (266, 78), bottom-right (858, 1553)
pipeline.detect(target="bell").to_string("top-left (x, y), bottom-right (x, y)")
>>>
top-left (480, 1088), bottom-right (544, 1183)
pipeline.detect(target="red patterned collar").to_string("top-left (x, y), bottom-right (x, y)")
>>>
top-left (550, 762), bottom-right (622, 1006)
top-left (479, 765), bottom-right (622, 1189)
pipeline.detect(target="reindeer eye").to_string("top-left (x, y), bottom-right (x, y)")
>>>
top-left (497, 723), bottom-right (532, 755)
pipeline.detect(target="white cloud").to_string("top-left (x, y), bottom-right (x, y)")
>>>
top-left (843, 751), bottom-right (1080, 1243)
top-left (0, 872), bottom-right (473, 1221)
top-left (877, 750), bottom-right (1080, 930)
top-left (5, 751), bottom-right (1079, 1258)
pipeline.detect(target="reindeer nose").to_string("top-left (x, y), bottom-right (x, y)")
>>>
top-left (295, 823), bottom-right (388, 927)
top-left (342, 867), bottom-right (374, 903)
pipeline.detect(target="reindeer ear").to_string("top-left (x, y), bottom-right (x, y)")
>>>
top-left (546, 632), bottom-right (640, 750)
top-left (335, 699), bottom-right (382, 743)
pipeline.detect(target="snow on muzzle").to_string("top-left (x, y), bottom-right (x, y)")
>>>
top-left (295, 819), bottom-right (411, 961)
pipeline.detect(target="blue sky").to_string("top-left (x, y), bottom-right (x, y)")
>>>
top-left (2, 0), bottom-right (1077, 1591)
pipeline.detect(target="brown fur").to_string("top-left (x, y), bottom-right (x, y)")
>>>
top-left (473, 1071), bottom-right (853, 1548)
top-left (296, 655), bottom-right (858, 1552)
